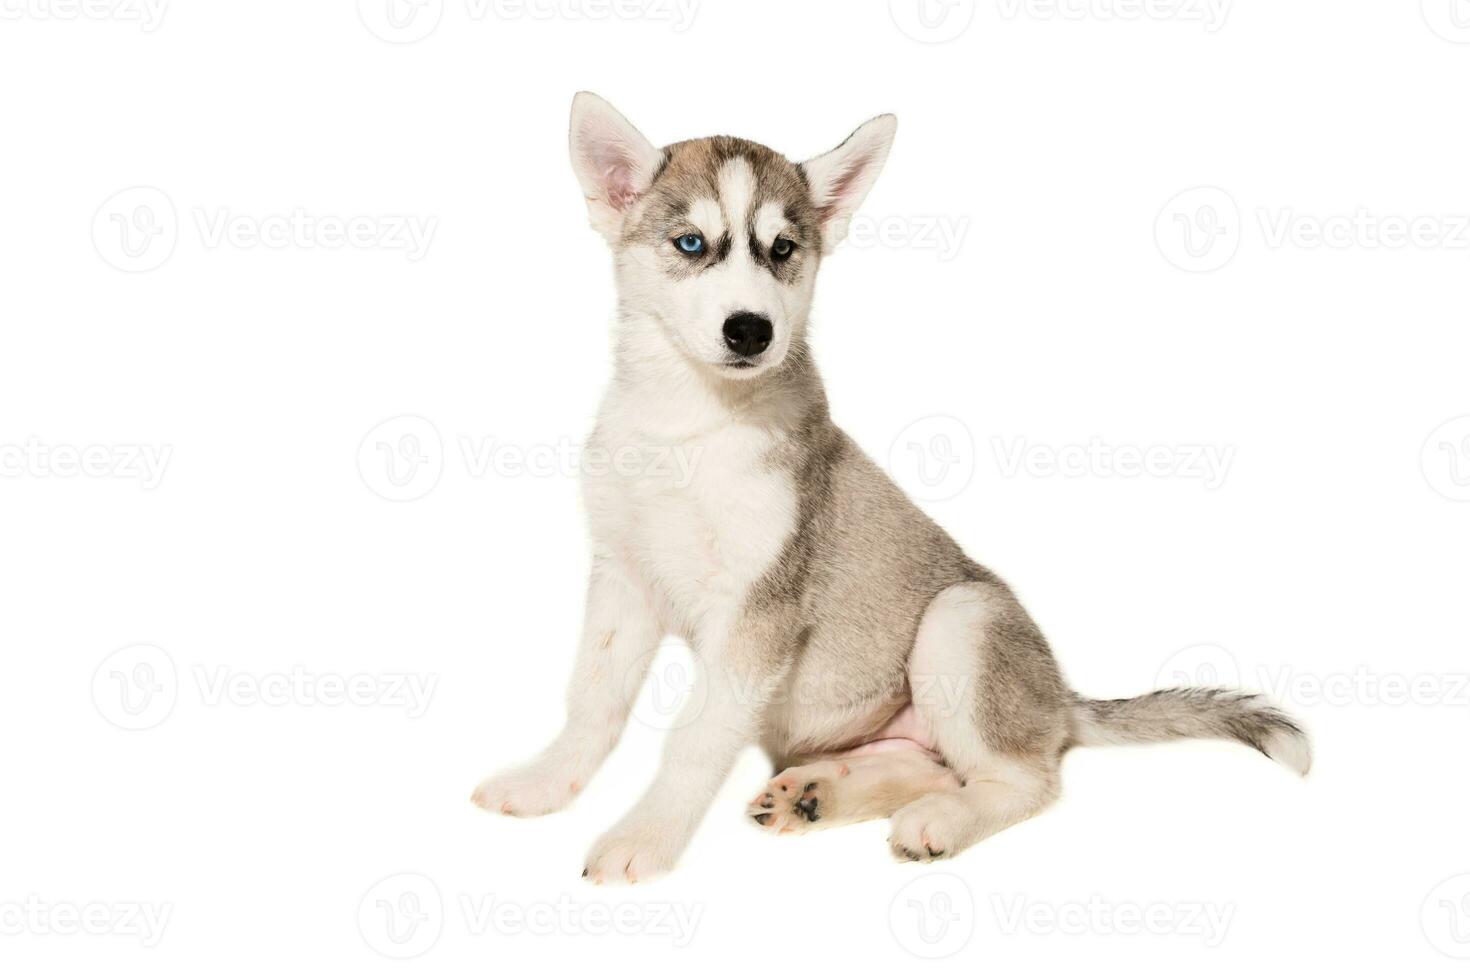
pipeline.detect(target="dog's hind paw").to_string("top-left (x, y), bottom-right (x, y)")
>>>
top-left (747, 761), bottom-right (849, 834)
top-left (887, 794), bottom-right (967, 863)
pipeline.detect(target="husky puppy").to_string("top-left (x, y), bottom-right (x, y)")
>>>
top-left (472, 93), bottom-right (1310, 883)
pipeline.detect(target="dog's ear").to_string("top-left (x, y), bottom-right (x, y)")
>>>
top-left (801, 114), bottom-right (897, 254)
top-left (569, 92), bottom-right (664, 243)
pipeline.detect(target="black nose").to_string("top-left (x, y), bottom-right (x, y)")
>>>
top-left (722, 312), bottom-right (773, 357)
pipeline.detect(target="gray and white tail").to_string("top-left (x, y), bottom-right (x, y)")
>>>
top-left (1070, 687), bottom-right (1312, 776)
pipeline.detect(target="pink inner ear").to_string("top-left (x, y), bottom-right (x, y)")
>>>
top-left (584, 130), bottom-right (643, 211)
top-left (601, 161), bottom-right (638, 210)
top-left (817, 152), bottom-right (873, 221)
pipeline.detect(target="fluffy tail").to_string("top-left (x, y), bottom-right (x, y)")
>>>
top-left (1070, 687), bottom-right (1312, 776)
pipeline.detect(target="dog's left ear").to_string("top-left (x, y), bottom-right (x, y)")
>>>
top-left (800, 114), bottom-right (897, 254)
top-left (569, 92), bottom-right (664, 243)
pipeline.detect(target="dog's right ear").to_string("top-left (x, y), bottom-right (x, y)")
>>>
top-left (569, 92), bottom-right (663, 243)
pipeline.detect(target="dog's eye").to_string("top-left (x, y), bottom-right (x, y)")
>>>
top-left (674, 233), bottom-right (705, 255)
top-left (771, 237), bottom-right (796, 261)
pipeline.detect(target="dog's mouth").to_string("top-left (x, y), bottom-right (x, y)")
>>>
top-left (713, 348), bottom-right (791, 380)
top-left (715, 356), bottom-right (780, 379)
top-left (709, 340), bottom-right (787, 379)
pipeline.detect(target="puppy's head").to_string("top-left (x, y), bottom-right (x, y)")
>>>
top-left (569, 92), bottom-right (896, 380)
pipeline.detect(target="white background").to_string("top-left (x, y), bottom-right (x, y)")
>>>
top-left (3, 0), bottom-right (1469, 975)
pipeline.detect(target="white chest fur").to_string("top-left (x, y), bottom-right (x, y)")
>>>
top-left (584, 388), bottom-right (798, 642)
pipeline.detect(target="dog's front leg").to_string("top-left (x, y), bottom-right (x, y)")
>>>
top-left (582, 613), bottom-right (791, 884)
top-left (472, 555), bottom-right (662, 816)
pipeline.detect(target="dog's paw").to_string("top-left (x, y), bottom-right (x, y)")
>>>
top-left (747, 761), bottom-right (849, 834)
top-left (470, 765), bottom-right (581, 817)
top-left (887, 794), bottom-right (968, 863)
top-left (582, 822), bottom-right (680, 885)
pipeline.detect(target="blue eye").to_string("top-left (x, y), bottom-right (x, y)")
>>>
top-left (674, 233), bottom-right (705, 255)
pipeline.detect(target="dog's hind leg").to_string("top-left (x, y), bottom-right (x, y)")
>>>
top-left (747, 750), bottom-right (960, 835)
top-left (887, 755), bottom-right (1060, 861)
top-left (887, 579), bottom-right (1070, 861)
